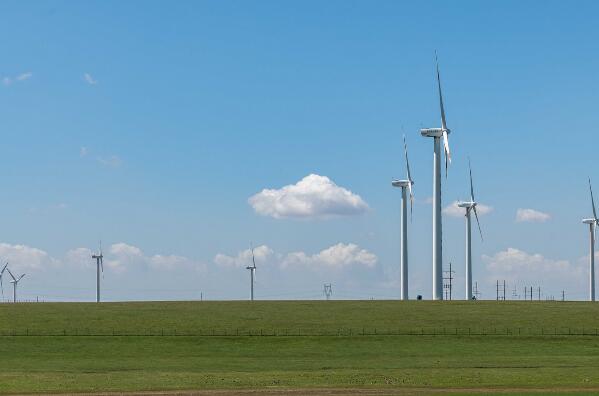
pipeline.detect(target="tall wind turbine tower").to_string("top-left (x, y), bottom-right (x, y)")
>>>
top-left (0, 262), bottom-right (8, 301)
top-left (92, 245), bottom-right (104, 303)
top-left (392, 135), bottom-right (414, 300)
top-left (583, 178), bottom-right (598, 302)
top-left (457, 160), bottom-right (483, 300)
top-left (6, 268), bottom-right (25, 303)
top-left (420, 54), bottom-right (452, 300)
top-left (246, 246), bottom-right (257, 301)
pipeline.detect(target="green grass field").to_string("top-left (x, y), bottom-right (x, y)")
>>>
top-left (1, 301), bottom-right (599, 395)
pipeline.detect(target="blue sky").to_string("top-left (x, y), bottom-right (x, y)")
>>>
top-left (0, 0), bottom-right (598, 301)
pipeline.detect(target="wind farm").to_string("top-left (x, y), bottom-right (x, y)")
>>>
top-left (2, 1), bottom-right (599, 395)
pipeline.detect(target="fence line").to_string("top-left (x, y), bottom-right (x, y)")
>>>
top-left (0, 327), bottom-right (598, 337)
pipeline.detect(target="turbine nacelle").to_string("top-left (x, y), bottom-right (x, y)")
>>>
top-left (457, 201), bottom-right (476, 209)
top-left (420, 128), bottom-right (450, 138)
top-left (392, 179), bottom-right (413, 188)
top-left (582, 218), bottom-right (597, 225)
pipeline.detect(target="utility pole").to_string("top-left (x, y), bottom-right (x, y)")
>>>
top-left (538, 286), bottom-right (541, 301)
top-left (503, 280), bottom-right (506, 301)
top-left (443, 262), bottom-right (455, 300)
top-left (562, 290), bottom-right (565, 301)
top-left (323, 284), bottom-right (333, 301)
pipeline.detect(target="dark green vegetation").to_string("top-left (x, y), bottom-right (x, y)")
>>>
top-left (1, 301), bottom-right (599, 394)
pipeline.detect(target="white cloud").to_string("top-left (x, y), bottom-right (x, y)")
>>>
top-left (483, 248), bottom-right (582, 286)
top-left (516, 208), bottom-right (551, 223)
top-left (214, 245), bottom-right (274, 268)
top-left (249, 174), bottom-right (369, 219)
top-left (281, 243), bottom-right (377, 270)
top-left (2, 72), bottom-right (32, 86)
top-left (105, 243), bottom-right (205, 273)
top-left (84, 73), bottom-right (97, 85)
top-left (16, 72), bottom-right (32, 81)
top-left (64, 247), bottom-right (94, 268)
top-left (97, 155), bottom-right (122, 168)
top-left (0, 243), bottom-right (57, 272)
top-left (443, 201), bottom-right (493, 217)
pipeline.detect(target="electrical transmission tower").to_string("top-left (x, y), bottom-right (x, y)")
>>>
top-left (473, 281), bottom-right (481, 300)
top-left (512, 285), bottom-right (520, 300)
top-left (323, 283), bottom-right (333, 301)
top-left (443, 262), bottom-right (455, 300)
top-left (496, 280), bottom-right (506, 301)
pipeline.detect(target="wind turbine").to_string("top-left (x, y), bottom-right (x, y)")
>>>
top-left (583, 178), bottom-right (598, 302)
top-left (0, 262), bottom-right (8, 301)
top-left (92, 244), bottom-right (104, 303)
top-left (457, 159), bottom-right (483, 300)
top-left (246, 246), bottom-right (257, 301)
top-left (392, 135), bottom-right (414, 300)
top-left (420, 53), bottom-right (452, 300)
top-left (6, 268), bottom-right (25, 303)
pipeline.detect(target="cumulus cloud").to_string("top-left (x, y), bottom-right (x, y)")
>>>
top-left (443, 201), bottom-right (493, 217)
top-left (214, 245), bottom-right (274, 268)
top-left (281, 243), bottom-right (377, 270)
top-left (249, 174), bottom-right (369, 219)
top-left (84, 73), bottom-right (97, 85)
top-left (483, 248), bottom-right (582, 286)
top-left (216, 243), bottom-right (377, 271)
top-left (516, 208), bottom-right (551, 223)
top-left (104, 243), bottom-right (205, 273)
top-left (0, 243), bottom-right (57, 271)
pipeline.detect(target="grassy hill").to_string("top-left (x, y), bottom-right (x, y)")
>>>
top-left (1, 301), bottom-right (599, 394)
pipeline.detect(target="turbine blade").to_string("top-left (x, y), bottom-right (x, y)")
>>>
top-left (6, 268), bottom-right (15, 281)
top-left (473, 206), bottom-right (483, 241)
top-left (409, 187), bottom-right (414, 223)
top-left (403, 135), bottom-right (412, 183)
top-left (590, 178), bottom-right (598, 221)
top-left (251, 246), bottom-right (257, 269)
top-left (100, 256), bottom-right (104, 273)
top-left (469, 158), bottom-right (475, 202)
top-left (436, 52), bottom-right (447, 130)
top-left (443, 130), bottom-right (451, 177)
top-left (403, 134), bottom-right (414, 222)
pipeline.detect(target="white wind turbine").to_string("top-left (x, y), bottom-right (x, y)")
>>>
top-left (6, 268), bottom-right (25, 303)
top-left (392, 135), bottom-right (414, 300)
top-left (457, 160), bottom-right (483, 300)
top-left (0, 262), bottom-right (8, 301)
top-left (583, 178), bottom-right (598, 302)
top-left (420, 53), bottom-right (452, 300)
top-left (92, 244), bottom-right (104, 303)
top-left (246, 246), bottom-right (257, 301)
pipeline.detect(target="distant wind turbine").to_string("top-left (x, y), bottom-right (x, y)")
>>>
top-left (92, 243), bottom-right (104, 303)
top-left (6, 268), bottom-right (25, 303)
top-left (583, 178), bottom-right (598, 302)
top-left (420, 52), bottom-right (453, 300)
top-left (246, 246), bottom-right (257, 301)
top-left (0, 262), bottom-right (8, 301)
top-left (392, 135), bottom-right (414, 300)
top-left (457, 159), bottom-right (483, 300)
